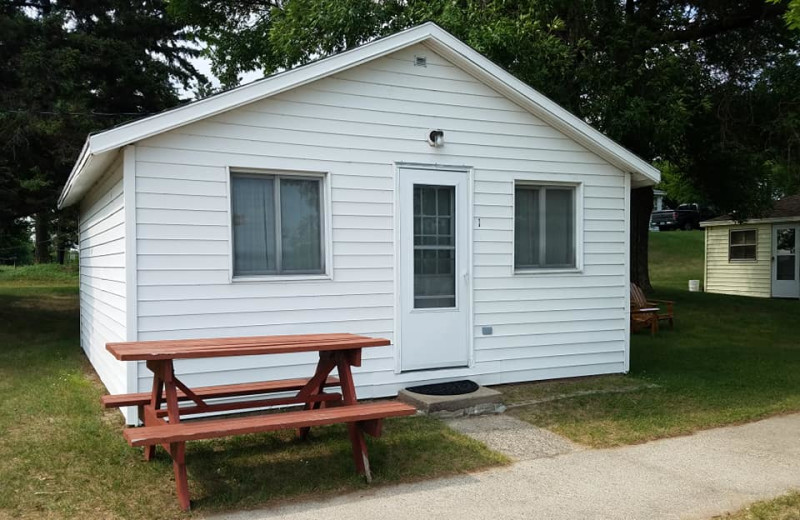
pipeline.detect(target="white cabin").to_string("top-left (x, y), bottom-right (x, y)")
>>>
top-left (59, 23), bottom-right (659, 423)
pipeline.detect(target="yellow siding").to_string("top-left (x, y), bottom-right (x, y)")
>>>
top-left (705, 224), bottom-right (771, 298)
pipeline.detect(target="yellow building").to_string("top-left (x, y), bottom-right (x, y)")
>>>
top-left (701, 195), bottom-right (800, 299)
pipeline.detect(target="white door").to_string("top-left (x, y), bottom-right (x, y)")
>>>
top-left (772, 225), bottom-right (800, 298)
top-left (398, 167), bottom-right (469, 371)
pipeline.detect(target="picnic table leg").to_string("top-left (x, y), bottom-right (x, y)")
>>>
top-left (161, 360), bottom-right (190, 511)
top-left (143, 360), bottom-right (192, 510)
top-left (335, 350), bottom-right (371, 482)
top-left (296, 354), bottom-right (337, 440)
top-left (169, 441), bottom-right (190, 511)
top-left (143, 367), bottom-right (164, 462)
top-left (161, 362), bottom-right (182, 425)
top-left (157, 361), bottom-right (192, 509)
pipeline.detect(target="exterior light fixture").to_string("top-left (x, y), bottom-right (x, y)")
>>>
top-left (428, 129), bottom-right (444, 147)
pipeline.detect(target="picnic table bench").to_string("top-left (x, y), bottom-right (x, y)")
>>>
top-left (103, 333), bottom-right (417, 511)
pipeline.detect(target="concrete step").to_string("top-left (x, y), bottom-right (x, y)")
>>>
top-left (398, 385), bottom-right (505, 418)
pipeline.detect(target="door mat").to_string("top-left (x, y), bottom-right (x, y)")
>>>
top-left (405, 380), bottom-right (479, 396)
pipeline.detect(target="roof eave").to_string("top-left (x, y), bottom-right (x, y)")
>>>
top-left (57, 138), bottom-right (92, 209)
top-left (61, 22), bottom-right (661, 207)
top-left (88, 26), bottom-right (437, 157)
top-left (701, 215), bottom-right (800, 227)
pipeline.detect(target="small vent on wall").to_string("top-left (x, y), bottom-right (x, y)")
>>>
top-left (414, 56), bottom-right (427, 67)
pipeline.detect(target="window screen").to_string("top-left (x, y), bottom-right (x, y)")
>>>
top-left (413, 185), bottom-right (456, 308)
top-left (232, 173), bottom-right (323, 276)
top-left (729, 229), bottom-right (757, 261)
top-left (515, 185), bottom-right (576, 269)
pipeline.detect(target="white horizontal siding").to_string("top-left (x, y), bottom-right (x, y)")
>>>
top-left (705, 225), bottom-right (771, 297)
top-left (357, 363), bottom-right (625, 398)
top-left (79, 156), bottom-right (127, 395)
top-left (132, 43), bottom-right (628, 394)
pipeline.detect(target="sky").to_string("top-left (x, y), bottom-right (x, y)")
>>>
top-left (187, 55), bottom-right (264, 98)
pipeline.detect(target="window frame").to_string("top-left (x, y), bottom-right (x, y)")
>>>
top-left (513, 181), bottom-right (581, 274)
top-left (728, 228), bottom-right (758, 263)
top-left (228, 168), bottom-right (330, 282)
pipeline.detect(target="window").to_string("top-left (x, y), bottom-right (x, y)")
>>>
top-left (729, 229), bottom-right (757, 261)
top-left (776, 228), bottom-right (796, 280)
top-left (413, 184), bottom-right (456, 308)
top-left (514, 184), bottom-right (576, 270)
top-left (231, 172), bottom-right (324, 276)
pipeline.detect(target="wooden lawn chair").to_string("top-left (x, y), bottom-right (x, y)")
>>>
top-left (631, 307), bottom-right (659, 335)
top-left (630, 283), bottom-right (675, 330)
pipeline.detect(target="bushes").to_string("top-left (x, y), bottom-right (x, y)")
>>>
top-left (0, 263), bottom-right (78, 286)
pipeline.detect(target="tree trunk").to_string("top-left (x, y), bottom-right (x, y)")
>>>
top-left (630, 186), bottom-right (653, 293)
top-left (34, 212), bottom-right (51, 264)
top-left (55, 216), bottom-right (65, 264)
top-left (56, 239), bottom-right (66, 264)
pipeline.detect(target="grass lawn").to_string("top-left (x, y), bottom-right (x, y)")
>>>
top-left (716, 492), bottom-right (800, 520)
top-left (0, 263), bottom-right (79, 286)
top-left (505, 230), bottom-right (800, 447)
top-left (0, 265), bottom-right (506, 519)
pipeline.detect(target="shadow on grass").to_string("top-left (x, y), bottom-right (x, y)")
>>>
top-left (185, 415), bottom-right (505, 511)
top-left (504, 234), bottom-right (800, 447)
top-left (0, 286), bottom-right (506, 519)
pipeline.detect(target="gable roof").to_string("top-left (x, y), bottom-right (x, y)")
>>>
top-left (58, 22), bottom-right (660, 208)
top-left (701, 194), bottom-right (800, 227)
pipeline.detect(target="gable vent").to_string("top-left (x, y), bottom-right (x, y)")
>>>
top-left (414, 56), bottom-right (427, 67)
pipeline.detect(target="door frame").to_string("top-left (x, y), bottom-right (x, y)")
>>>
top-left (771, 223), bottom-right (800, 299)
top-left (393, 162), bottom-right (474, 374)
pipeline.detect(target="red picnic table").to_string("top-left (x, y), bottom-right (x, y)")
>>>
top-left (103, 333), bottom-right (416, 510)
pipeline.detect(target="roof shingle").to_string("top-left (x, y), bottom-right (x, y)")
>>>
top-left (706, 194), bottom-right (800, 223)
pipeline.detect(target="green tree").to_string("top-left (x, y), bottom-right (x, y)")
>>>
top-left (0, 217), bottom-right (32, 266)
top-left (655, 162), bottom-right (704, 208)
top-left (172, 0), bottom-right (799, 290)
top-left (0, 0), bottom-right (207, 262)
top-left (773, 0), bottom-right (800, 28)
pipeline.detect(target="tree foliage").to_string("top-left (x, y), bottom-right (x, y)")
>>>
top-left (0, 0), bottom-right (206, 261)
top-left (0, 217), bottom-right (32, 265)
top-left (173, 0), bottom-right (800, 200)
top-left (170, 1), bottom-right (800, 288)
top-left (773, 0), bottom-right (800, 28)
top-left (655, 161), bottom-right (705, 208)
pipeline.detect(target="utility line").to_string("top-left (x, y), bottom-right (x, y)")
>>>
top-left (0, 109), bottom-right (156, 117)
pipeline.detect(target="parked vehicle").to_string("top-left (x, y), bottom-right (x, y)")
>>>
top-left (650, 203), bottom-right (704, 231)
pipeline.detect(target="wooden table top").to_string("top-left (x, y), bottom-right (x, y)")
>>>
top-left (106, 333), bottom-right (390, 361)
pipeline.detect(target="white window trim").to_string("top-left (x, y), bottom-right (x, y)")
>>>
top-left (728, 228), bottom-right (758, 263)
top-left (512, 179), bottom-right (584, 275)
top-left (226, 166), bottom-right (333, 282)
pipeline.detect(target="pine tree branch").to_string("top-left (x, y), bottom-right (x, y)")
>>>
top-left (660, 1), bottom-right (787, 44)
